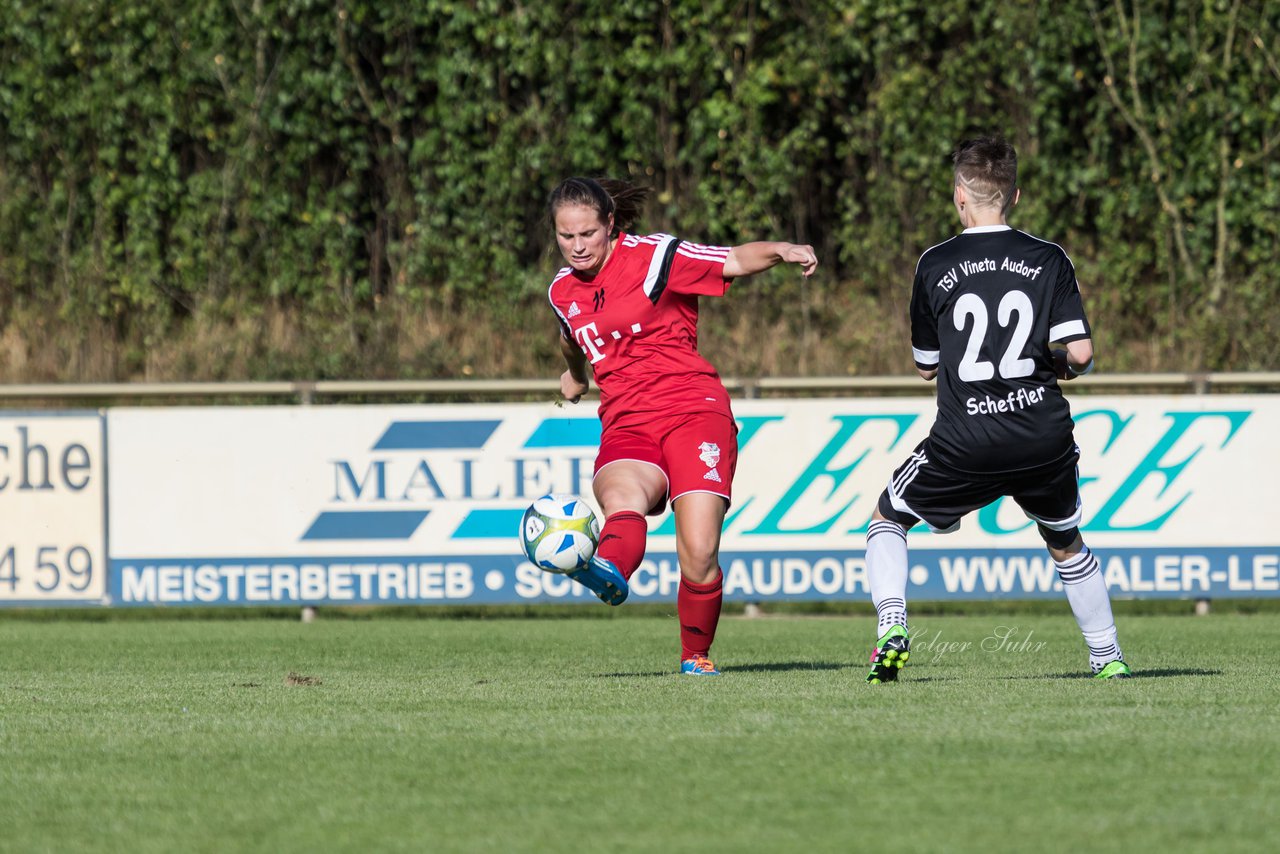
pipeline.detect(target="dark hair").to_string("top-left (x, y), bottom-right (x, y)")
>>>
top-left (952, 137), bottom-right (1018, 214)
top-left (547, 176), bottom-right (651, 236)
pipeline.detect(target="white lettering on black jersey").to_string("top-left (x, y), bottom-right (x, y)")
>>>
top-left (909, 225), bottom-right (1091, 475)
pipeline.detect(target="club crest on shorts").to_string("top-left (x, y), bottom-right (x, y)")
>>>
top-left (698, 441), bottom-right (723, 482)
top-left (698, 441), bottom-right (721, 467)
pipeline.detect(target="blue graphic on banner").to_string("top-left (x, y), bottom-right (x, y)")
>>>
top-left (452, 509), bottom-right (522, 539)
top-left (108, 548), bottom-right (1280, 606)
top-left (372, 420), bottom-right (500, 450)
top-left (522, 418), bottom-right (599, 448)
top-left (301, 510), bottom-right (429, 540)
top-left (304, 416), bottom-right (598, 541)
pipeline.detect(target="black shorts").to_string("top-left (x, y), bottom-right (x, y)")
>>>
top-left (878, 439), bottom-right (1082, 534)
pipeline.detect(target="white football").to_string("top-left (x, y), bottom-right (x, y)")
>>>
top-left (519, 493), bottom-right (601, 573)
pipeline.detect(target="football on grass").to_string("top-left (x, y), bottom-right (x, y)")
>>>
top-left (519, 493), bottom-right (600, 573)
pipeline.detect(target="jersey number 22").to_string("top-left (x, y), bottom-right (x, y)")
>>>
top-left (952, 290), bottom-right (1035, 381)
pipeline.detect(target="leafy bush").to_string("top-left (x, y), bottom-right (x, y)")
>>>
top-left (1, 0), bottom-right (1276, 380)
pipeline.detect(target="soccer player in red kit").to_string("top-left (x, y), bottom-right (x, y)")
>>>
top-left (546, 176), bottom-right (817, 675)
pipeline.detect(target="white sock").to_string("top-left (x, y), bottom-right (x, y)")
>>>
top-left (868, 520), bottom-right (909, 636)
top-left (1055, 546), bottom-right (1123, 672)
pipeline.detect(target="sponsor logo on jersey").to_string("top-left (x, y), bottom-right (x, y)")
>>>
top-left (567, 301), bottom-right (581, 318)
top-left (703, 469), bottom-right (722, 483)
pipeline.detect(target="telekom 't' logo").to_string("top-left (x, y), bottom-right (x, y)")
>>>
top-left (574, 323), bottom-right (606, 363)
top-left (574, 320), bottom-right (644, 364)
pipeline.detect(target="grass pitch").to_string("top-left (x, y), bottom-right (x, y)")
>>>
top-left (1, 612), bottom-right (1276, 853)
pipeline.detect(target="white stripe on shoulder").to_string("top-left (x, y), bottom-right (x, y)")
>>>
top-left (914, 235), bottom-right (961, 276)
top-left (548, 275), bottom-right (571, 328)
top-left (642, 234), bottom-right (679, 298)
top-left (638, 232), bottom-right (675, 245)
top-left (677, 242), bottom-right (730, 261)
top-left (621, 234), bottom-right (641, 247)
top-left (1049, 320), bottom-right (1087, 341)
top-left (912, 347), bottom-right (940, 366)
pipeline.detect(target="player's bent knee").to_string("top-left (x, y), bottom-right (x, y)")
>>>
top-left (1037, 523), bottom-right (1080, 551)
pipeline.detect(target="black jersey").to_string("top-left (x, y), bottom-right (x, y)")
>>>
top-left (909, 225), bottom-right (1091, 476)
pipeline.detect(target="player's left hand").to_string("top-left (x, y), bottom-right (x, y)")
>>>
top-left (560, 370), bottom-right (589, 403)
top-left (1052, 348), bottom-right (1072, 380)
top-left (783, 243), bottom-right (818, 277)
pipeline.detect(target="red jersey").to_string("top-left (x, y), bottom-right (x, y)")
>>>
top-left (548, 232), bottom-right (733, 432)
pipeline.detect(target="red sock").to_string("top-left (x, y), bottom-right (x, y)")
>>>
top-left (595, 510), bottom-right (647, 580)
top-left (678, 571), bottom-right (723, 661)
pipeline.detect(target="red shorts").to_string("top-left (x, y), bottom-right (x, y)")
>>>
top-left (594, 409), bottom-right (739, 515)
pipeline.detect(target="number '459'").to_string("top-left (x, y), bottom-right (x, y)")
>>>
top-left (0, 545), bottom-right (94, 594)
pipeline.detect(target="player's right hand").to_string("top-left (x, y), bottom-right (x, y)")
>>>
top-left (560, 371), bottom-right (589, 404)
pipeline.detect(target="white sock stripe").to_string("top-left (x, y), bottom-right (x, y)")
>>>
top-left (1056, 548), bottom-right (1092, 572)
top-left (877, 603), bottom-right (908, 634)
top-left (1056, 553), bottom-right (1099, 584)
top-left (1059, 563), bottom-right (1100, 578)
top-left (869, 521), bottom-right (907, 541)
top-left (1058, 566), bottom-right (1098, 584)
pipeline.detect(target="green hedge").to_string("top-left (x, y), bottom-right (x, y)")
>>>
top-left (1, 0), bottom-right (1277, 376)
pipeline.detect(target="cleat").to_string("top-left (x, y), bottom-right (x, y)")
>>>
top-left (566, 555), bottom-right (629, 606)
top-left (866, 625), bottom-right (910, 684)
top-left (680, 655), bottom-right (720, 676)
top-left (1094, 660), bottom-right (1132, 680)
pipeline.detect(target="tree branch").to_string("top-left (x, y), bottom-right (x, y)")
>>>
top-left (1088, 0), bottom-right (1198, 287)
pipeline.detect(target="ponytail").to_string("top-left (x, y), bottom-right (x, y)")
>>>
top-left (548, 176), bottom-right (651, 236)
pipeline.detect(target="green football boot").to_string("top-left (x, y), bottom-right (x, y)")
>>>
top-left (1093, 660), bottom-right (1133, 679)
top-left (866, 625), bottom-right (910, 684)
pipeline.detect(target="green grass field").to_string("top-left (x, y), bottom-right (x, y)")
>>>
top-left (2, 612), bottom-right (1276, 853)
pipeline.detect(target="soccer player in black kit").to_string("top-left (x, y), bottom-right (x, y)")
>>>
top-left (865, 137), bottom-right (1130, 682)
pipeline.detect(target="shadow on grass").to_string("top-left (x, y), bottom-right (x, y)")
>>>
top-left (591, 660), bottom-right (854, 678)
top-left (888, 675), bottom-right (961, 683)
top-left (727, 661), bottom-right (851, 673)
top-left (1123, 667), bottom-right (1222, 679)
top-left (1002, 667), bottom-right (1222, 680)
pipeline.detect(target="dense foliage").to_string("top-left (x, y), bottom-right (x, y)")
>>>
top-left (1, 0), bottom-right (1277, 380)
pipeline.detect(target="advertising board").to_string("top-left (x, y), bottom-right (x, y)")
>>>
top-left (99, 396), bottom-right (1279, 606)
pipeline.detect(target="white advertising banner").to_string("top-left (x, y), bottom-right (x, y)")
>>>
top-left (100, 396), bottom-right (1280, 606)
top-left (0, 412), bottom-right (107, 605)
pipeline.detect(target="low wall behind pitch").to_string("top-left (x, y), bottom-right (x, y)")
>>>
top-left (2, 396), bottom-right (1276, 608)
